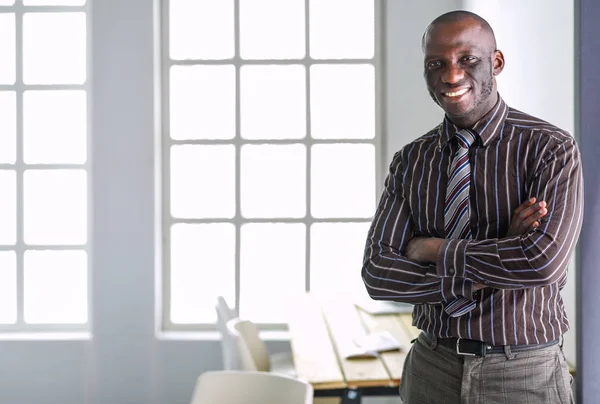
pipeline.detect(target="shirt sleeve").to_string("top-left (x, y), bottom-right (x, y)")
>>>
top-left (362, 149), bottom-right (474, 304)
top-left (434, 136), bottom-right (583, 289)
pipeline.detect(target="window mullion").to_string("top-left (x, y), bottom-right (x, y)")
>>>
top-left (234, 0), bottom-right (241, 314)
top-left (374, 0), bottom-right (386, 196)
top-left (17, 5), bottom-right (83, 13)
top-left (160, 0), bottom-right (173, 331)
top-left (15, 7), bottom-right (25, 328)
top-left (304, 0), bottom-right (311, 293)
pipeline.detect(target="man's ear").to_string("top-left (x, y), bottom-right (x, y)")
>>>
top-left (493, 50), bottom-right (505, 76)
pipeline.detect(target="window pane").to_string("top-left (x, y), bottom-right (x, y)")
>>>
top-left (24, 90), bottom-right (87, 164)
top-left (23, 12), bottom-right (86, 85)
top-left (169, 0), bottom-right (234, 60)
top-left (241, 144), bottom-right (306, 218)
top-left (240, 223), bottom-right (305, 323)
top-left (0, 13), bottom-right (15, 84)
top-left (310, 222), bottom-right (371, 298)
top-left (170, 65), bottom-right (235, 140)
top-left (241, 65), bottom-right (306, 139)
top-left (24, 250), bottom-right (87, 324)
top-left (311, 144), bottom-right (375, 218)
top-left (0, 252), bottom-right (16, 324)
top-left (0, 92), bottom-right (16, 164)
top-left (309, 0), bottom-right (374, 59)
top-left (170, 145), bottom-right (235, 219)
top-left (0, 170), bottom-right (16, 245)
top-left (311, 65), bottom-right (375, 139)
top-left (24, 169), bottom-right (87, 245)
top-left (170, 223), bottom-right (235, 324)
top-left (24, 0), bottom-right (86, 4)
top-left (240, 0), bottom-right (304, 60)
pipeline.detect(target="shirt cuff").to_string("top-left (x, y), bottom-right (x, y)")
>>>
top-left (441, 277), bottom-right (474, 301)
top-left (435, 238), bottom-right (469, 278)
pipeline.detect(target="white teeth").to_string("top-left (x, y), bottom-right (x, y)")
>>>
top-left (445, 88), bottom-right (469, 97)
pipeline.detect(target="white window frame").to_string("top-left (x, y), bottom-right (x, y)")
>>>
top-left (0, 1), bottom-right (91, 333)
top-left (159, 0), bottom-right (385, 331)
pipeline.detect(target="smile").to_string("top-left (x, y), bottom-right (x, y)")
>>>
top-left (442, 88), bottom-right (470, 98)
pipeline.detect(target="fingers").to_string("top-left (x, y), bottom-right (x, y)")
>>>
top-left (506, 198), bottom-right (548, 237)
top-left (521, 210), bottom-right (547, 231)
top-left (528, 221), bottom-right (540, 232)
top-left (513, 197), bottom-right (537, 217)
top-left (517, 201), bottom-right (547, 228)
top-left (515, 201), bottom-right (546, 222)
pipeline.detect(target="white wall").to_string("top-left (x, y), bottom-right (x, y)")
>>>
top-left (462, 0), bottom-right (577, 365)
top-left (464, 0), bottom-right (575, 134)
top-left (384, 1), bottom-right (463, 163)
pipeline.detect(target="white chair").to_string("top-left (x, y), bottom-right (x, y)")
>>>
top-left (226, 317), bottom-right (297, 378)
top-left (189, 370), bottom-right (313, 404)
top-left (215, 296), bottom-right (240, 370)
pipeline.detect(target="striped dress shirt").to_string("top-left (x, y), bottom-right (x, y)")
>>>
top-left (362, 96), bottom-right (583, 346)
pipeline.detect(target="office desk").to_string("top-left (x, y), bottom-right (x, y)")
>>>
top-left (286, 294), bottom-right (419, 403)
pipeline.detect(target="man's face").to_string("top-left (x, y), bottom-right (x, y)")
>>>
top-left (423, 20), bottom-right (503, 125)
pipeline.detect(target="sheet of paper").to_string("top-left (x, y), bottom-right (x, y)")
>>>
top-left (353, 331), bottom-right (402, 353)
top-left (341, 331), bottom-right (402, 360)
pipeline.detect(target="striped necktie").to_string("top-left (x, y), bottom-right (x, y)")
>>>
top-left (445, 129), bottom-right (476, 239)
top-left (443, 129), bottom-right (477, 317)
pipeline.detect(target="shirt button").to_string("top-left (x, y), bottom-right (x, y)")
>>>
top-left (448, 267), bottom-right (455, 275)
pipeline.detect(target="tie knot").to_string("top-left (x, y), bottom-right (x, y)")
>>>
top-left (455, 129), bottom-right (476, 149)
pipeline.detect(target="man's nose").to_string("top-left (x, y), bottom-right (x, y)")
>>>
top-left (441, 65), bottom-right (465, 84)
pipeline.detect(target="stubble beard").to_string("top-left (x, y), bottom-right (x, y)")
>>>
top-left (433, 70), bottom-right (495, 121)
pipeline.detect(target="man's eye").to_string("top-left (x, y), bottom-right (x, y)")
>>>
top-left (427, 61), bottom-right (441, 69)
top-left (462, 56), bottom-right (478, 63)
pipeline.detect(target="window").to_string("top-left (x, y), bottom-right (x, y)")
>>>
top-left (161, 0), bottom-right (383, 329)
top-left (0, 0), bottom-right (89, 332)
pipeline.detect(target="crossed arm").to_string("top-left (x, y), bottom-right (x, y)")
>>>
top-left (361, 137), bottom-right (583, 305)
top-left (405, 198), bottom-right (547, 267)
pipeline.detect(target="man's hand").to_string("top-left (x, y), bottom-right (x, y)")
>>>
top-left (473, 197), bottom-right (547, 292)
top-left (405, 237), bottom-right (444, 263)
top-left (506, 197), bottom-right (547, 237)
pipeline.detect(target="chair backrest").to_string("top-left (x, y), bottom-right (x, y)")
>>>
top-left (215, 296), bottom-right (240, 370)
top-left (189, 370), bottom-right (313, 404)
top-left (226, 317), bottom-right (271, 372)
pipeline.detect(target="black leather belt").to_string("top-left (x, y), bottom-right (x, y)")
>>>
top-left (435, 336), bottom-right (560, 357)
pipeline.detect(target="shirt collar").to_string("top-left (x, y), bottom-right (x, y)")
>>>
top-left (440, 95), bottom-right (509, 147)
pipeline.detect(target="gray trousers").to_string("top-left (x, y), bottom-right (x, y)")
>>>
top-left (399, 332), bottom-right (574, 404)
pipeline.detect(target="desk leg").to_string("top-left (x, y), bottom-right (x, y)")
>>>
top-left (341, 388), bottom-right (362, 404)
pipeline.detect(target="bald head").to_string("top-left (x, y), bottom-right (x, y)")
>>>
top-left (421, 10), bottom-right (505, 128)
top-left (422, 11), bottom-right (497, 52)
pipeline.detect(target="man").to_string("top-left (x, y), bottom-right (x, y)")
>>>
top-left (362, 10), bottom-right (582, 403)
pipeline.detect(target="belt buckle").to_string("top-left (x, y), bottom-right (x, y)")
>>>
top-left (456, 338), bottom-right (477, 356)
